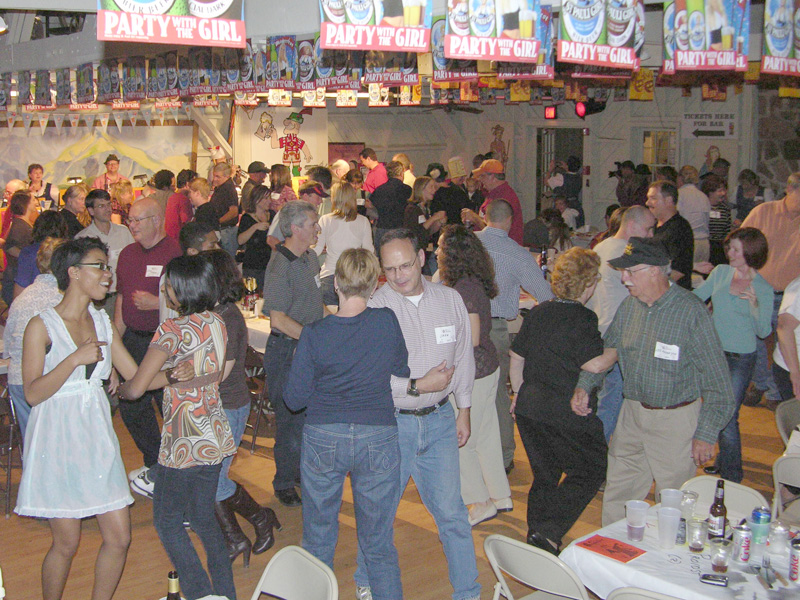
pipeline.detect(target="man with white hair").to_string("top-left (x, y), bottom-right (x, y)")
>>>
top-left (330, 159), bottom-right (350, 181)
top-left (677, 165), bottom-right (711, 263)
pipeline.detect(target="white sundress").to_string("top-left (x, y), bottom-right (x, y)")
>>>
top-left (15, 305), bottom-right (133, 519)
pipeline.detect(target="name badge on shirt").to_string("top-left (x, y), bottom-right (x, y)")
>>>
top-left (315, 274), bottom-right (321, 288)
top-left (145, 265), bottom-right (163, 278)
top-left (435, 325), bottom-right (456, 344)
top-left (709, 210), bottom-right (721, 219)
top-left (418, 215), bottom-right (426, 224)
top-left (654, 341), bottom-right (680, 361)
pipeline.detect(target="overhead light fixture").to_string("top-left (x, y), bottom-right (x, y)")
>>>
top-left (66, 176), bottom-right (82, 185)
top-left (0, 16), bottom-right (9, 35)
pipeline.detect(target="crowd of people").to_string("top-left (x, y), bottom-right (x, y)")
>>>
top-left (5, 147), bottom-right (798, 600)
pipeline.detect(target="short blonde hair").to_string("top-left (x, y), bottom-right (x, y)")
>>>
top-left (37, 237), bottom-right (64, 273)
top-left (335, 248), bottom-right (380, 300)
top-left (551, 247), bottom-right (600, 301)
top-left (331, 182), bottom-right (358, 222)
top-left (110, 180), bottom-right (133, 204)
top-left (411, 176), bottom-right (432, 205)
top-left (188, 177), bottom-right (211, 199)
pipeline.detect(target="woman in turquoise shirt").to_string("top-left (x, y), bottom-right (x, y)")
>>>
top-left (694, 227), bottom-right (773, 482)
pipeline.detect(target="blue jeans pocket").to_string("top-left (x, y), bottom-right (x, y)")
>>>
top-left (368, 433), bottom-right (400, 474)
top-left (303, 433), bottom-right (336, 474)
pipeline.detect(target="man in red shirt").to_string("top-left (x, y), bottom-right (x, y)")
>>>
top-left (461, 159), bottom-right (524, 245)
top-left (360, 147), bottom-right (388, 195)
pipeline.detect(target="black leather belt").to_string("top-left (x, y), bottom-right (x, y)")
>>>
top-left (397, 397), bottom-right (448, 416)
top-left (640, 398), bottom-right (697, 410)
top-left (270, 330), bottom-right (293, 340)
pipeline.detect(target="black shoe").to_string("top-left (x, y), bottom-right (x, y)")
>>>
top-left (505, 462), bottom-right (514, 475)
top-left (742, 385), bottom-right (766, 407)
top-left (703, 465), bottom-right (720, 475)
top-left (275, 487), bottom-right (302, 507)
top-left (526, 531), bottom-right (560, 556)
top-left (215, 500), bottom-right (253, 568)
top-left (226, 483), bottom-right (282, 554)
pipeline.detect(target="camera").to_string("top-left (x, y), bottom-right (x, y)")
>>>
top-left (608, 161), bottom-right (622, 179)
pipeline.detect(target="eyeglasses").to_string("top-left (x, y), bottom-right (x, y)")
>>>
top-left (76, 262), bottom-right (113, 272)
top-left (622, 266), bottom-right (650, 276)
top-left (129, 214), bottom-right (156, 224)
top-left (383, 256), bottom-right (417, 277)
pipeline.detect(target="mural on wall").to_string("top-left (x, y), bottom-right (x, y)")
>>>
top-left (249, 107), bottom-right (326, 176)
top-left (0, 125), bottom-right (195, 189)
top-left (486, 121), bottom-right (512, 170)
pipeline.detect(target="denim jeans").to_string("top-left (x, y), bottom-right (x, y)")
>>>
top-left (773, 363), bottom-right (795, 402)
top-left (263, 334), bottom-right (305, 492)
top-left (715, 351), bottom-right (756, 483)
top-left (355, 401), bottom-right (480, 600)
top-left (151, 463), bottom-right (236, 600)
top-left (489, 318), bottom-right (516, 468)
top-left (302, 423), bottom-right (403, 600)
top-left (219, 226), bottom-right (238, 258)
top-left (216, 404), bottom-right (250, 501)
top-left (596, 364), bottom-right (624, 443)
top-left (752, 293), bottom-right (783, 401)
top-left (9, 384), bottom-right (30, 441)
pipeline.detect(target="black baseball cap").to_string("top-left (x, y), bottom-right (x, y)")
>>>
top-left (608, 237), bottom-right (670, 269)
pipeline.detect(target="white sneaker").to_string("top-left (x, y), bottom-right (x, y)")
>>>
top-left (468, 500), bottom-right (498, 526)
top-left (355, 585), bottom-right (373, 600)
top-left (492, 497), bottom-right (513, 512)
top-left (130, 469), bottom-right (154, 498)
top-left (127, 465), bottom-right (148, 482)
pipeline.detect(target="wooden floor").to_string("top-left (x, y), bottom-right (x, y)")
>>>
top-left (0, 401), bottom-right (786, 600)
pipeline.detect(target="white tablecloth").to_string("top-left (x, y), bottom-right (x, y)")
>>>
top-left (244, 314), bottom-right (271, 354)
top-left (559, 507), bottom-right (797, 600)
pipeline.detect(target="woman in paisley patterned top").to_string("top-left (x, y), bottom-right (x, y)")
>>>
top-left (118, 254), bottom-right (237, 600)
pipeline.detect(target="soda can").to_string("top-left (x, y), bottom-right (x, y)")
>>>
top-left (732, 524), bottom-right (752, 563)
top-left (752, 506), bottom-right (772, 524)
top-left (790, 538), bottom-right (800, 581)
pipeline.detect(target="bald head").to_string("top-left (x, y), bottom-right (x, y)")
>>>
top-left (485, 198), bottom-right (514, 231)
top-left (618, 205), bottom-right (656, 240)
top-left (4, 179), bottom-right (25, 201)
top-left (128, 196), bottom-right (166, 249)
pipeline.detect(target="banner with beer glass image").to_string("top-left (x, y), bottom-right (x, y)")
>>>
top-left (318, 0), bottom-right (432, 53)
top-left (557, 0), bottom-right (640, 69)
top-left (444, 0), bottom-right (540, 62)
top-left (760, 0), bottom-right (800, 76)
top-left (497, 6), bottom-right (556, 79)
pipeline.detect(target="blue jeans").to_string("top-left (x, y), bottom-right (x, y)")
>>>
top-left (595, 364), bottom-right (624, 443)
top-left (152, 463), bottom-right (236, 600)
top-left (772, 363), bottom-right (795, 401)
top-left (716, 351), bottom-right (757, 482)
top-left (216, 404), bottom-right (250, 501)
top-left (302, 423), bottom-right (403, 600)
top-left (355, 401), bottom-right (480, 600)
top-left (263, 334), bottom-right (305, 492)
top-left (9, 384), bottom-right (30, 441)
top-left (752, 293), bottom-right (783, 401)
top-left (220, 226), bottom-right (238, 258)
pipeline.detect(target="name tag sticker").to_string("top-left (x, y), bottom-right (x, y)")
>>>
top-left (435, 325), bottom-right (456, 344)
top-left (418, 215), bottom-right (426, 224)
top-left (654, 341), bottom-right (680, 361)
top-left (709, 210), bottom-right (721, 219)
top-left (145, 265), bottom-right (163, 277)
top-left (315, 274), bottom-right (321, 288)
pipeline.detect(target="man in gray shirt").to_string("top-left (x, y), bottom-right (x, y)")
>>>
top-left (475, 199), bottom-right (553, 472)
top-left (262, 201), bottom-right (324, 507)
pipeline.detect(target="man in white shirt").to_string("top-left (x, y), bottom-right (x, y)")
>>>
top-left (677, 165), bottom-right (711, 263)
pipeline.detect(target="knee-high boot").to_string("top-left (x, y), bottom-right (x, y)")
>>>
top-left (214, 499), bottom-right (253, 568)
top-left (225, 482), bottom-right (282, 554)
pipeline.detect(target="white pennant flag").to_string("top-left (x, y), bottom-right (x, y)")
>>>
top-left (113, 111), bottom-right (124, 132)
top-left (140, 108), bottom-right (152, 127)
top-left (37, 113), bottom-right (49, 135)
top-left (128, 110), bottom-right (138, 127)
top-left (168, 107), bottom-right (179, 123)
top-left (68, 113), bottom-right (81, 128)
top-left (157, 109), bottom-right (165, 126)
top-left (84, 113), bottom-right (96, 130)
top-left (6, 112), bottom-right (17, 129)
top-left (98, 113), bottom-right (110, 133)
top-left (52, 113), bottom-right (65, 134)
top-left (22, 113), bottom-right (34, 134)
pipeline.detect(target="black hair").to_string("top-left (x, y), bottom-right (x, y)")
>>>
top-left (27, 163), bottom-right (43, 175)
top-left (85, 189), bottom-right (111, 210)
top-left (305, 165), bottom-right (333, 190)
top-left (154, 169), bottom-right (175, 191)
top-left (163, 254), bottom-right (219, 316)
top-left (9, 190), bottom-right (32, 216)
top-left (378, 228), bottom-right (420, 257)
top-left (201, 249), bottom-right (246, 304)
top-left (50, 237), bottom-right (109, 291)
top-left (179, 221), bottom-right (217, 254)
top-left (359, 147), bottom-right (377, 161)
top-left (176, 169), bottom-right (198, 189)
top-left (31, 210), bottom-right (68, 243)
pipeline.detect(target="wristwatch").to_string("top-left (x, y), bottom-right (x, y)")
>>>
top-left (408, 378), bottom-right (420, 397)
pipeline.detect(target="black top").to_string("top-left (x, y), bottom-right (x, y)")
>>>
top-left (216, 302), bottom-right (251, 410)
top-left (61, 210), bottom-right (85, 238)
top-left (370, 178), bottom-right (412, 229)
top-left (652, 212), bottom-right (694, 290)
top-left (194, 203), bottom-right (221, 230)
top-left (511, 300), bottom-right (603, 427)
top-left (209, 178), bottom-right (238, 228)
top-left (237, 213), bottom-right (271, 270)
top-left (431, 183), bottom-right (470, 225)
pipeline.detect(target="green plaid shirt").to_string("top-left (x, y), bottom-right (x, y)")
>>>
top-left (579, 284), bottom-right (735, 444)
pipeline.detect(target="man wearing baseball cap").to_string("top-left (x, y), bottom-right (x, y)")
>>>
top-left (241, 161), bottom-right (269, 210)
top-left (462, 159), bottom-right (524, 245)
top-left (266, 182), bottom-right (330, 248)
top-left (572, 237), bottom-right (734, 526)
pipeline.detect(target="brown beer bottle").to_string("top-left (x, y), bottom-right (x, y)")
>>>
top-left (166, 571), bottom-right (181, 600)
top-left (708, 480), bottom-right (727, 539)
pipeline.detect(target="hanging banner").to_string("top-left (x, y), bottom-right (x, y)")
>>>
top-left (364, 51), bottom-right (419, 85)
top-left (75, 63), bottom-right (95, 104)
top-left (189, 47), bottom-right (213, 95)
top-left (6, 112), bottom-right (17, 128)
top-left (34, 70), bottom-right (52, 107)
top-left (673, 0), bottom-right (745, 70)
top-left (98, 113), bottom-right (110, 133)
top-left (267, 88), bottom-right (293, 106)
top-left (368, 82), bottom-right (391, 106)
top-left (227, 42), bottom-right (255, 92)
top-left (663, 0), bottom-right (677, 73)
top-left (444, 0), bottom-right (540, 62)
top-left (315, 47), bottom-right (363, 90)
top-left (336, 89), bottom-right (358, 106)
top-left (295, 37), bottom-right (319, 91)
top-left (97, 0), bottom-right (246, 49)
top-left (97, 59), bottom-right (122, 103)
top-left (0, 73), bottom-right (12, 111)
top-left (761, 0), bottom-right (797, 75)
top-left (68, 113), bottom-right (81, 128)
top-left (22, 112), bottom-right (34, 133)
top-left (399, 83), bottom-right (422, 104)
top-left (123, 56), bottom-right (147, 101)
top-left (112, 111), bottom-right (124, 132)
top-left (37, 113), bottom-right (50, 135)
top-left (497, 6), bottom-right (555, 79)
top-left (147, 51), bottom-right (180, 98)
top-left (52, 113), bottom-right (65, 133)
top-left (319, 0), bottom-right (432, 52)
top-left (209, 49), bottom-right (227, 94)
top-left (558, 0), bottom-right (638, 69)
top-left (302, 88), bottom-right (327, 107)
top-left (271, 36), bottom-right (298, 90)
top-left (432, 16), bottom-right (479, 82)
top-left (629, 66), bottom-right (654, 99)
top-left (55, 68), bottom-right (72, 106)
top-left (17, 71), bottom-right (32, 106)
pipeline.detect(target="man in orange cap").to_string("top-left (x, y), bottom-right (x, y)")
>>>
top-left (462, 159), bottom-right (524, 245)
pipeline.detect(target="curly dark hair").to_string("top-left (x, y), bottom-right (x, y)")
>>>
top-left (437, 224), bottom-right (498, 299)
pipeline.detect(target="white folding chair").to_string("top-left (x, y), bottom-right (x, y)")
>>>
top-left (249, 545), bottom-right (338, 600)
top-left (775, 398), bottom-right (800, 447)
top-left (680, 476), bottom-right (768, 518)
top-left (606, 587), bottom-right (682, 600)
top-left (772, 453), bottom-right (800, 524)
top-left (483, 534), bottom-right (589, 600)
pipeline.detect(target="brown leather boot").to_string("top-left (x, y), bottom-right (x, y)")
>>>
top-left (225, 482), bottom-right (281, 554)
top-left (214, 499), bottom-right (252, 568)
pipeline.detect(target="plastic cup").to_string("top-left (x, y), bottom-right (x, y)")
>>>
top-left (626, 500), bottom-right (649, 542)
top-left (710, 538), bottom-right (732, 572)
top-left (658, 507), bottom-right (682, 549)
top-left (747, 518), bottom-right (770, 545)
top-left (680, 491), bottom-right (698, 519)
top-left (660, 488), bottom-right (684, 510)
top-left (687, 518), bottom-right (708, 552)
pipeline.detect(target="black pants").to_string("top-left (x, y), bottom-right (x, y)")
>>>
top-left (119, 328), bottom-right (163, 468)
top-left (516, 414), bottom-right (607, 544)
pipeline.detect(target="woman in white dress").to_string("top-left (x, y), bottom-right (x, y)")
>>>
top-left (16, 237), bottom-right (190, 600)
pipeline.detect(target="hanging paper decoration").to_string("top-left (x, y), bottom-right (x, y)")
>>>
top-left (55, 68), bottom-right (72, 106)
top-left (432, 16), bottom-right (478, 82)
top-left (270, 36), bottom-right (298, 90)
top-left (670, 0), bottom-right (746, 70)
top-left (0, 73), bottom-right (11, 111)
top-left (128, 110), bottom-right (139, 127)
top-left (368, 82), bottom-right (390, 106)
top-left (123, 57), bottom-right (147, 101)
top-left (168, 107), bottom-right (180, 123)
top-left (17, 71), bottom-right (32, 106)
top-left (558, 0), bottom-right (638, 69)
top-left (761, 0), bottom-right (796, 75)
top-left (398, 83), bottom-right (422, 105)
top-left (75, 63), bottom-right (95, 104)
top-left (157, 108), bottom-right (166, 125)
top-left (267, 88), bottom-right (293, 106)
top-left (112, 111), bottom-right (124, 132)
top-left (6, 111), bottom-right (16, 128)
top-left (98, 113), bottom-right (110, 133)
top-left (629, 67), bottom-right (655, 99)
top-left (498, 7), bottom-right (556, 80)
top-left (37, 113), bottom-right (49, 134)
top-left (97, 58), bottom-right (121, 104)
top-left (68, 113), bottom-right (81, 128)
top-left (189, 47), bottom-right (213, 96)
top-left (52, 113), bottom-right (65, 134)
top-left (22, 112), bottom-right (34, 133)
top-left (295, 37), bottom-right (318, 91)
top-left (84, 113), bottom-right (97, 129)
top-left (336, 89), bottom-right (358, 106)
top-left (314, 44), bottom-right (363, 90)
top-left (319, 0), bottom-right (432, 52)
top-left (302, 88), bottom-right (327, 107)
top-left (364, 51), bottom-right (420, 85)
top-left (140, 108), bottom-right (153, 126)
top-left (34, 70), bottom-right (52, 106)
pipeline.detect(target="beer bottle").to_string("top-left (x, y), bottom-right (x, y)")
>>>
top-left (708, 480), bottom-right (727, 539)
top-left (166, 571), bottom-right (181, 600)
top-left (540, 247), bottom-right (548, 280)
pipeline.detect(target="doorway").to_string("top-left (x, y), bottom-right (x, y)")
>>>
top-left (537, 128), bottom-right (585, 212)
